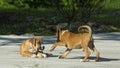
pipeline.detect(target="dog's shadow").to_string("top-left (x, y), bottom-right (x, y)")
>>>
top-left (49, 54), bottom-right (120, 62)
top-left (67, 56), bottom-right (120, 62)
top-left (49, 55), bottom-right (58, 57)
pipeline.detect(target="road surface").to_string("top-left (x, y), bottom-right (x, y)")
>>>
top-left (0, 32), bottom-right (120, 68)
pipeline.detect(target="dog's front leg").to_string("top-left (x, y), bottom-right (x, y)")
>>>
top-left (49, 44), bottom-right (57, 52)
top-left (50, 42), bottom-right (65, 52)
top-left (59, 48), bottom-right (72, 59)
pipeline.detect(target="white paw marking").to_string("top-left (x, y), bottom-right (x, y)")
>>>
top-left (80, 59), bottom-right (89, 62)
top-left (80, 59), bottom-right (83, 62)
top-left (31, 54), bottom-right (37, 58)
top-left (42, 54), bottom-right (47, 58)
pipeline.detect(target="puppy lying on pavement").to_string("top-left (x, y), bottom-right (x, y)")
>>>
top-left (20, 37), bottom-right (49, 58)
top-left (49, 25), bottom-right (100, 62)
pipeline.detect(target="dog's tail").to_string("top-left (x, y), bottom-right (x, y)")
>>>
top-left (78, 25), bottom-right (92, 37)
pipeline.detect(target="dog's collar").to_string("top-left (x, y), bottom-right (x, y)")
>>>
top-left (61, 30), bottom-right (68, 36)
top-left (59, 30), bottom-right (68, 40)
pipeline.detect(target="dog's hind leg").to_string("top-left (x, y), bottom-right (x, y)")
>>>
top-left (59, 48), bottom-right (72, 59)
top-left (88, 37), bottom-right (95, 51)
top-left (88, 40), bottom-right (100, 61)
top-left (88, 44), bottom-right (100, 61)
top-left (93, 47), bottom-right (100, 61)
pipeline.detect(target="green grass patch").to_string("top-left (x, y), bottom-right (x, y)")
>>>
top-left (0, 0), bottom-right (120, 35)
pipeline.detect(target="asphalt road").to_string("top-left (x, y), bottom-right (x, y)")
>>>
top-left (0, 32), bottom-right (120, 68)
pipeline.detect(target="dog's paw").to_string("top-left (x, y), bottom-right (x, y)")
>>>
top-left (58, 55), bottom-right (65, 59)
top-left (37, 53), bottom-right (47, 58)
top-left (42, 54), bottom-right (47, 58)
top-left (80, 59), bottom-right (89, 62)
top-left (80, 59), bottom-right (84, 62)
top-left (31, 54), bottom-right (37, 58)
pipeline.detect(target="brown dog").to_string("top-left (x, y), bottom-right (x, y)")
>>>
top-left (20, 37), bottom-right (47, 58)
top-left (49, 25), bottom-right (100, 62)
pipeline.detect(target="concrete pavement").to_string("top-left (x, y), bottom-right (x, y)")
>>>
top-left (0, 32), bottom-right (120, 68)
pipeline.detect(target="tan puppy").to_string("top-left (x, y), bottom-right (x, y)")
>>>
top-left (20, 37), bottom-right (47, 58)
top-left (50, 25), bottom-right (100, 62)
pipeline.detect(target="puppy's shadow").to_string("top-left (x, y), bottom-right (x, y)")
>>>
top-left (67, 56), bottom-right (120, 62)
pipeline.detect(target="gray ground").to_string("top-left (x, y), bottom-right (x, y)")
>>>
top-left (0, 32), bottom-right (120, 68)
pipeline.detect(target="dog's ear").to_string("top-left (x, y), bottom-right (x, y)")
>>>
top-left (39, 38), bottom-right (43, 42)
top-left (35, 38), bottom-right (43, 44)
top-left (56, 26), bottom-right (61, 42)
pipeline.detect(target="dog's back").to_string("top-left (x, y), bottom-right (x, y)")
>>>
top-left (60, 27), bottom-right (91, 44)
